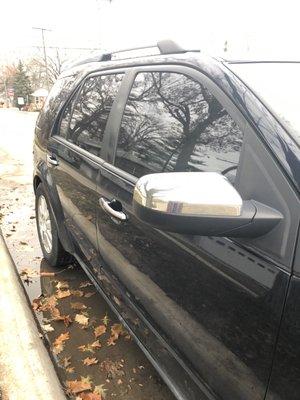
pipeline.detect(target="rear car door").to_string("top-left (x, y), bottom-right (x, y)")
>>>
top-left (47, 71), bottom-right (124, 267)
top-left (95, 65), bottom-right (299, 400)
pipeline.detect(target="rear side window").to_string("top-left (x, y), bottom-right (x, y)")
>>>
top-left (115, 72), bottom-right (244, 182)
top-left (59, 74), bottom-right (123, 157)
top-left (37, 75), bottom-right (76, 136)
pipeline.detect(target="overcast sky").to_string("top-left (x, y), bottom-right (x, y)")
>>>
top-left (1, 0), bottom-right (300, 63)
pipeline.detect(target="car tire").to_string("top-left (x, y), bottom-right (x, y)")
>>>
top-left (35, 183), bottom-right (73, 267)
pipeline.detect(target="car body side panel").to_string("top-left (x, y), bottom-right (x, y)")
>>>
top-left (96, 163), bottom-right (290, 400)
top-left (265, 273), bottom-right (300, 400)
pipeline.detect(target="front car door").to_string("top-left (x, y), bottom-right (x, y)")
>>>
top-left (94, 63), bottom-right (299, 400)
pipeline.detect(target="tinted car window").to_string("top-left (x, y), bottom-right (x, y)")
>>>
top-left (115, 72), bottom-right (243, 182)
top-left (63, 74), bottom-right (123, 157)
top-left (37, 75), bottom-right (76, 136)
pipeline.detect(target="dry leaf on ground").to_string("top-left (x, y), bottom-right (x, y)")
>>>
top-left (60, 356), bottom-right (72, 368)
top-left (56, 281), bottom-right (69, 290)
top-left (20, 268), bottom-right (39, 283)
top-left (71, 302), bottom-right (87, 311)
top-left (102, 314), bottom-right (109, 326)
top-left (51, 307), bottom-right (72, 327)
top-left (72, 290), bottom-right (84, 297)
top-left (78, 340), bottom-right (101, 353)
top-left (94, 385), bottom-right (106, 398)
top-left (107, 323), bottom-right (126, 346)
top-left (56, 289), bottom-right (71, 299)
top-left (32, 295), bottom-right (57, 313)
top-left (41, 323), bottom-right (54, 332)
top-left (66, 376), bottom-right (92, 394)
top-left (20, 268), bottom-right (39, 277)
top-left (83, 357), bottom-right (98, 366)
top-left (84, 292), bottom-right (96, 298)
top-left (94, 325), bottom-right (106, 339)
top-left (53, 331), bottom-right (70, 355)
top-left (79, 281), bottom-right (93, 289)
top-left (75, 314), bottom-right (89, 327)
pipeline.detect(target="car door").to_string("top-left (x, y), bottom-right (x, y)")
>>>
top-left (47, 71), bottom-right (124, 268)
top-left (95, 65), bottom-right (299, 400)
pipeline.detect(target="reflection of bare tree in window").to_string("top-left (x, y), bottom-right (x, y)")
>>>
top-left (69, 74), bottom-right (123, 154)
top-left (116, 72), bottom-right (243, 178)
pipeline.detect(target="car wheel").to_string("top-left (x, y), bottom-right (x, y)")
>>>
top-left (35, 183), bottom-right (73, 267)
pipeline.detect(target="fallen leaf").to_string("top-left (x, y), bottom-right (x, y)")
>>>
top-left (66, 376), bottom-right (92, 394)
top-left (84, 292), bottom-right (96, 298)
top-left (33, 295), bottom-right (57, 313)
top-left (56, 281), bottom-right (69, 289)
top-left (107, 323), bottom-right (126, 346)
top-left (53, 332), bottom-right (70, 355)
top-left (83, 357), bottom-right (98, 366)
top-left (94, 325), bottom-right (106, 339)
top-left (102, 314), bottom-right (109, 326)
top-left (60, 356), bottom-right (72, 368)
top-left (78, 340), bottom-right (101, 353)
top-left (42, 323), bottom-right (54, 332)
top-left (51, 307), bottom-right (72, 327)
top-left (94, 385), bottom-right (106, 397)
top-left (75, 314), bottom-right (89, 327)
top-left (66, 366), bottom-right (75, 373)
top-left (72, 290), bottom-right (84, 297)
top-left (56, 289), bottom-right (71, 299)
top-left (71, 302), bottom-right (87, 311)
top-left (20, 268), bottom-right (39, 283)
top-left (79, 281), bottom-right (93, 289)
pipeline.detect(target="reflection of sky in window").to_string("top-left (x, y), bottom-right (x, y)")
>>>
top-left (230, 63), bottom-right (300, 146)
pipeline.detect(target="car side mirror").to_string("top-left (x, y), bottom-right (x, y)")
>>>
top-left (133, 172), bottom-right (283, 237)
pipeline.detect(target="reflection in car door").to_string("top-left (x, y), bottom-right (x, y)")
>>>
top-left (95, 67), bottom-right (294, 400)
top-left (48, 73), bottom-right (124, 268)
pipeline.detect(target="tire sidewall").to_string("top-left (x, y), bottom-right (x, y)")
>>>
top-left (35, 184), bottom-right (60, 266)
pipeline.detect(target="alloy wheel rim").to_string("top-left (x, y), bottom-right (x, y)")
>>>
top-left (38, 195), bottom-right (52, 254)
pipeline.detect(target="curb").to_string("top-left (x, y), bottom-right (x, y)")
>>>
top-left (0, 231), bottom-right (66, 400)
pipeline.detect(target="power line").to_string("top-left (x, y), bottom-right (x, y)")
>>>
top-left (34, 46), bottom-right (102, 51)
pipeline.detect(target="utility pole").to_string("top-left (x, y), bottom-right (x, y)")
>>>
top-left (3, 79), bottom-right (9, 107)
top-left (33, 27), bottom-right (51, 90)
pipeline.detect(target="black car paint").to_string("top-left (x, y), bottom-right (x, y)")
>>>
top-left (33, 52), bottom-right (300, 400)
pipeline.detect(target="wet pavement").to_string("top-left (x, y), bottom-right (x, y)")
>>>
top-left (0, 109), bottom-right (175, 400)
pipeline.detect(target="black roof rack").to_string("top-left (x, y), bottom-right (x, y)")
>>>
top-left (69, 40), bottom-right (199, 68)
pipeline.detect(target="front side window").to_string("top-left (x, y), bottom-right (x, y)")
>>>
top-left (115, 72), bottom-right (243, 182)
top-left (60, 73), bottom-right (123, 157)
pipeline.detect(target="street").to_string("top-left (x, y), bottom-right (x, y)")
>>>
top-left (0, 108), bottom-right (175, 400)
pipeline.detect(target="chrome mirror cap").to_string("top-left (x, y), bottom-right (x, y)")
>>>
top-left (133, 172), bottom-right (243, 217)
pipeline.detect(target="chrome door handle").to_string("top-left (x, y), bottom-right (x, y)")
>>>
top-left (99, 198), bottom-right (127, 221)
top-left (47, 154), bottom-right (59, 166)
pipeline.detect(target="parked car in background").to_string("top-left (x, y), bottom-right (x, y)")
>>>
top-left (33, 40), bottom-right (300, 400)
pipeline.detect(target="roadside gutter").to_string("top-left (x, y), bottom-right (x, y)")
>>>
top-left (0, 231), bottom-right (66, 400)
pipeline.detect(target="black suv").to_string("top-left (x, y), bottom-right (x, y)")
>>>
top-left (33, 40), bottom-right (300, 400)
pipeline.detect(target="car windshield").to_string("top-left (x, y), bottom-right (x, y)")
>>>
top-left (229, 62), bottom-right (300, 146)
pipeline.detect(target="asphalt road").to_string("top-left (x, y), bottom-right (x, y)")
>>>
top-left (0, 108), bottom-right (175, 400)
